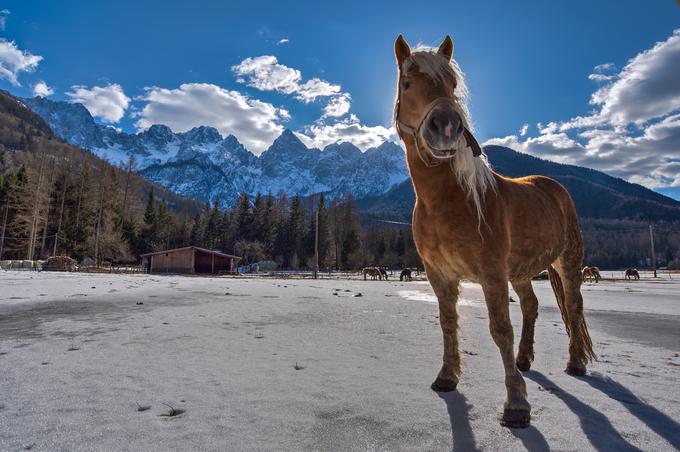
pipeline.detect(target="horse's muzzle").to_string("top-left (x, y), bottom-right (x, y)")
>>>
top-left (422, 103), bottom-right (464, 157)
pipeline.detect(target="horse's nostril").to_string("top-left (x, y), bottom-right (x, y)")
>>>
top-left (456, 121), bottom-right (464, 134)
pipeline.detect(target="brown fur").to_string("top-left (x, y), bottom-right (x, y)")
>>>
top-left (363, 267), bottom-right (382, 280)
top-left (394, 35), bottom-right (595, 427)
top-left (582, 266), bottom-right (602, 283)
top-left (625, 268), bottom-right (640, 280)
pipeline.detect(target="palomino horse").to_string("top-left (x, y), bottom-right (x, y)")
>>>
top-left (625, 268), bottom-right (640, 280)
top-left (582, 266), bottom-right (602, 283)
top-left (363, 267), bottom-right (382, 280)
top-left (393, 35), bottom-right (595, 428)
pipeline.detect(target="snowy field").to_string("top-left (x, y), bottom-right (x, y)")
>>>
top-left (0, 271), bottom-right (678, 451)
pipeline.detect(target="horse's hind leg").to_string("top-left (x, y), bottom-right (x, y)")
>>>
top-left (511, 280), bottom-right (539, 372)
top-left (554, 256), bottom-right (596, 376)
top-left (426, 265), bottom-right (462, 392)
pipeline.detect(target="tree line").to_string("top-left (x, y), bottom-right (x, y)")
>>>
top-left (0, 149), bottom-right (421, 270)
top-left (139, 189), bottom-right (421, 270)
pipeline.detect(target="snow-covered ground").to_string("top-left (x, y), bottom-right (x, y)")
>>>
top-left (0, 271), bottom-right (678, 451)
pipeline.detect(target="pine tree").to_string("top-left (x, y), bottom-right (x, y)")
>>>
top-left (287, 195), bottom-right (305, 268)
top-left (237, 193), bottom-right (252, 240)
top-left (140, 188), bottom-right (157, 253)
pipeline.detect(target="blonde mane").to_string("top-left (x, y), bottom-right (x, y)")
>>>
top-left (394, 47), bottom-right (496, 223)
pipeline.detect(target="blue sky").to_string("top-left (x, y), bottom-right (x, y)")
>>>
top-left (1, 0), bottom-right (680, 190)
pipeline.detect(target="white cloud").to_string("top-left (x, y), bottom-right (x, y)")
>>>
top-left (0, 39), bottom-right (42, 86)
top-left (66, 83), bottom-right (130, 123)
top-left (322, 93), bottom-right (351, 118)
top-left (593, 62), bottom-right (615, 73)
top-left (232, 55), bottom-right (301, 95)
top-left (295, 78), bottom-right (342, 102)
top-left (587, 73), bottom-right (615, 82)
top-left (277, 38), bottom-right (289, 45)
top-left (0, 9), bottom-right (9, 31)
top-left (232, 55), bottom-right (349, 112)
top-left (32, 80), bottom-right (53, 97)
top-left (485, 28), bottom-right (680, 189)
top-left (134, 83), bottom-right (289, 155)
top-left (519, 123), bottom-right (529, 136)
top-left (298, 114), bottom-right (396, 151)
top-left (582, 30), bottom-right (680, 127)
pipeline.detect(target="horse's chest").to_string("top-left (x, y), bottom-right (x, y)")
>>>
top-left (413, 208), bottom-right (479, 271)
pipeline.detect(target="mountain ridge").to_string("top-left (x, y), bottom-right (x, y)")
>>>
top-left (24, 96), bottom-right (409, 206)
top-left (23, 95), bottom-right (680, 223)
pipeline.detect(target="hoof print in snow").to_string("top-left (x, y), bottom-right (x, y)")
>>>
top-left (136, 301), bottom-right (144, 305)
top-left (254, 333), bottom-right (264, 339)
top-left (136, 403), bottom-right (151, 412)
top-left (294, 362), bottom-right (304, 370)
top-left (162, 322), bottom-right (169, 325)
top-left (160, 403), bottom-right (185, 417)
top-left (500, 409), bottom-right (531, 428)
top-left (41, 361), bottom-right (49, 365)
top-left (67, 346), bottom-right (79, 351)
top-left (353, 293), bottom-right (363, 297)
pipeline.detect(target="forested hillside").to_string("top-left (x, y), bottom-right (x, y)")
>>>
top-left (0, 90), bottom-right (198, 263)
top-left (0, 91), bottom-right (419, 269)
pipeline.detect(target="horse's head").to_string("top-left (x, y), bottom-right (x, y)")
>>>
top-left (394, 34), bottom-right (481, 161)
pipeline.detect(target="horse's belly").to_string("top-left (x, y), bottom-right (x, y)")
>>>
top-left (508, 241), bottom-right (562, 279)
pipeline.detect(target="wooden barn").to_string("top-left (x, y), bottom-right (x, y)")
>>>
top-left (140, 247), bottom-right (241, 275)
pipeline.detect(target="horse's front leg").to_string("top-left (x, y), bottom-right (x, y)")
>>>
top-left (481, 276), bottom-right (531, 428)
top-left (426, 265), bottom-right (461, 392)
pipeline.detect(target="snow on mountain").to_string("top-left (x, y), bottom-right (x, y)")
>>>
top-left (25, 96), bottom-right (409, 206)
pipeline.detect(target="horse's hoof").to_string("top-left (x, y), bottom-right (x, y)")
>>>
top-left (565, 366), bottom-right (587, 376)
top-left (430, 377), bottom-right (457, 392)
top-left (500, 409), bottom-right (531, 428)
top-left (516, 359), bottom-right (531, 372)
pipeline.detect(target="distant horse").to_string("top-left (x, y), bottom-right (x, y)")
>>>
top-left (625, 268), bottom-right (640, 280)
top-left (400, 268), bottom-right (413, 281)
top-left (393, 34), bottom-right (594, 428)
top-left (363, 267), bottom-right (382, 280)
top-left (379, 267), bottom-right (389, 280)
top-left (582, 266), bottom-right (602, 283)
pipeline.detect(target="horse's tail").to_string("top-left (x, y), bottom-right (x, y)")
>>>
top-left (548, 265), bottom-right (596, 362)
top-left (547, 266), bottom-right (569, 335)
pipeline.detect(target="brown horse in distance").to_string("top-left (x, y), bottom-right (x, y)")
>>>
top-left (394, 34), bottom-right (595, 428)
top-left (363, 267), bottom-right (382, 280)
top-left (625, 268), bottom-right (640, 280)
top-left (582, 266), bottom-right (602, 283)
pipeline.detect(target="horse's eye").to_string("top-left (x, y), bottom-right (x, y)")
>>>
top-left (402, 80), bottom-right (411, 90)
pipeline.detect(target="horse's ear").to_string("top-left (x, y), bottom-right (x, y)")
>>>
top-left (437, 35), bottom-right (454, 61)
top-left (395, 34), bottom-right (411, 66)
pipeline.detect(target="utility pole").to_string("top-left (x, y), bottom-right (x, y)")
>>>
top-left (314, 196), bottom-right (319, 280)
top-left (649, 225), bottom-right (657, 278)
